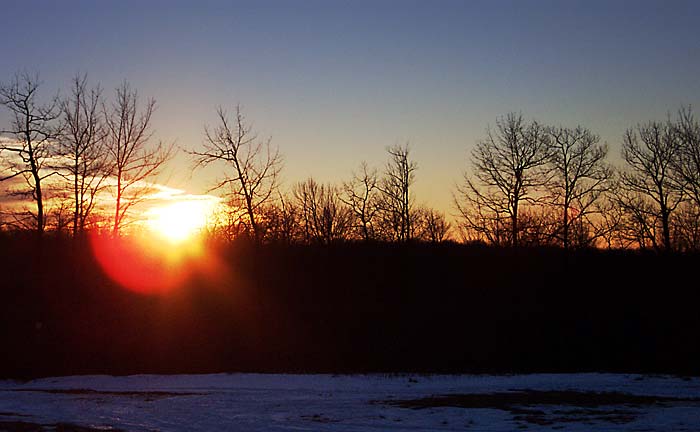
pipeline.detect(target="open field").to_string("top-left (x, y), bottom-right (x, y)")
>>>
top-left (1, 373), bottom-right (700, 431)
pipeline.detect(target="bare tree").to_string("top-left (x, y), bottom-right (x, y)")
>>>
top-left (414, 207), bottom-right (451, 243)
top-left (672, 203), bottom-right (700, 251)
top-left (47, 193), bottom-right (73, 234)
top-left (454, 194), bottom-right (511, 245)
top-left (454, 113), bottom-right (551, 247)
top-left (673, 105), bottom-right (700, 208)
top-left (547, 125), bottom-right (612, 249)
top-left (59, 74), bottom-right (108, 236)
top-left (342, 161), bottom-right (380, 241)
top-left (0, 72), bottom-right (61, 235)
top-left (619, 119), bottom-right (683, 251)
top-left (613, 186), bottom-right (661, 249)
top-left (294, 177), bottom-right (353, 245)
top-left (516, 206), bottom-right (558, 247)
top-left (378, 143), bottom-right (417, 241)
top-left (191, 105), bottom-right (282, 242)
top-left (596, 194), bottom-right (630, 249)
top-left (104, 81), bottom-right (173, 236)
top-left (258, 191), bottom-right (300, 244)
top-left (205, 197), bottom-right (247, 242)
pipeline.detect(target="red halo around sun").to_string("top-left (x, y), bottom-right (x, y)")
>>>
top-left (89, 233), bottom-right (198, 295)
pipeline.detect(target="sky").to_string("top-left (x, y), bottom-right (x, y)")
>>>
top-left (1, 0), bottom-right (699, 218)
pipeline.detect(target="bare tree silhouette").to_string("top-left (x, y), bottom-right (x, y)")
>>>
top-left (414, 207), bottom-right (451, 243)
top-left (104, 81), bottom-right (173, 236)
top-left (342, 161), bottom-right (380, 241)
top-left (378, 144), bottom-right (417, 242)
top-left (0, 72), bottom-right (62, 235)
top-left (674, 106), bottom-right (700, 208)
top-left (670, 106), bottom-right (700, 250)
top-left (547, 125), bottom-right (612, 249)
top-left (295, 177), bottom-right (353, 245)
top-left (618, 119), bottom-right (683, 251)
top-left (258, 192), bottom-right (300, 243)
top-left (59, 74), bottom-right (109, 236)
top-left (455, 113), bottom-right (551, 247)
top-left (191, 105), bottom-right (282, 242)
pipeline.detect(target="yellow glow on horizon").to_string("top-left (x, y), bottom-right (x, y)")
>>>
top-left (145, 200), bottom-right (214, 243)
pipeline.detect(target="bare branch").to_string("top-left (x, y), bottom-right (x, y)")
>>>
top-left (103, 80), bottom-right (174, 235)
top-left (189, 104), bottom-right (282, 242)
top-left (0, 71), bottom-right (61, 235)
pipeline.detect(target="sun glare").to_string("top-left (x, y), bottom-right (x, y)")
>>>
top-left (89, 198), bottom-right (222, 295)
top-left (146, 200), bottom-right (213, 243)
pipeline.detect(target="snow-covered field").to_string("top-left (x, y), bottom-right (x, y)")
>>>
top-left (1, 372), bottom-right (699, 431)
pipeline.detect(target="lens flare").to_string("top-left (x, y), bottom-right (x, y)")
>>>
top-left (89, 230), bottom-right (211, 295)
top-left (89, 199), bottom-right (224, 294)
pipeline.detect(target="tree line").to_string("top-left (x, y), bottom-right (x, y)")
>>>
top-left (1, 71), bottom-right (699, 252)
top-left (191, 105), bottom-right (448, 245)
top-left (455, 110), bottom-right (700, 252)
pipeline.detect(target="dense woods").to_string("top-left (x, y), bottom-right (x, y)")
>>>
top-left (0, 235), bottom-right (698, 379)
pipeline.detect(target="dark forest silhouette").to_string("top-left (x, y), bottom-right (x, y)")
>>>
top-left (0, 234), bottom-right (699, 379)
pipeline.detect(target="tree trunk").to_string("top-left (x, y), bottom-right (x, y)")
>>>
top-left (113, 175), bottom-right (122, 236)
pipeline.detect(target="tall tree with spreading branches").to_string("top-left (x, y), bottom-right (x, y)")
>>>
top-left (618, 119), bottom-right (683, 251)
top-left (379, 143), bottom-right (417, 242)
top-left (673, 106), bottom-right (700, 208)
top-left (104, 81), bottom-right (172, 236)
top-left (191, 105), bottom-right (282, 242)
top-left (0, 72), bottom-right (61, 235)
top-left (455, 113), bottom-right (551, 247)
top-left (547, 125), bottom-right (612, 249)
top-left (59, 74), bottom-right (109, 236)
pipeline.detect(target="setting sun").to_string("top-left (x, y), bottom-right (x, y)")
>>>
top-left (145, 200), bottom-right (214, 243)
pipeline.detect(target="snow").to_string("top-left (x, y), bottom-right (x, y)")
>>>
top-left (0, 373), bottom-right (698, 431)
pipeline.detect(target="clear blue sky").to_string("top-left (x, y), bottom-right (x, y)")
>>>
top-left (1, 0), bottom-right (699, 216)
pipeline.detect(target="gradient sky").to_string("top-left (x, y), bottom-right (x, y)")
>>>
top-left (1, 0), bottom-right (699, 218)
